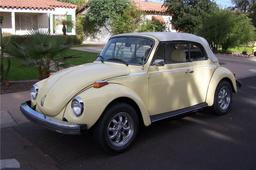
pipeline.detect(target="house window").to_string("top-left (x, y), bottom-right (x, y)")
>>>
top-left (15, 13), bottom-right (38, 30)
top-left (53, 14), bottom-right (72, 34)
top-left (66, 15), bottom-right (72, 33)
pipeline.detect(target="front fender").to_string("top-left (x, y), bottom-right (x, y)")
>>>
top-left (64, 84), bottom-right (151, 128)
top-left (206, 66), bottom-right (237, 106)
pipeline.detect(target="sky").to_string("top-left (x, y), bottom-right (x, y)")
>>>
top-left (215, 0), bottom-right (234, 8)
top-left (151, 0), bottom-right (234, 8)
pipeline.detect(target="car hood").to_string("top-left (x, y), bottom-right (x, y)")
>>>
top-left (37, 63), bottom-right (130, 116)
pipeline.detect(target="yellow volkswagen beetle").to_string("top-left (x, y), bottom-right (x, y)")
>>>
top-left (20, 32), bottom-right (240, 153)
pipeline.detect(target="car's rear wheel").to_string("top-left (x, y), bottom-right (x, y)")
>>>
top-left (94, 103), bottom-right (139, 153)
top-left (212, 80), bottom-right (233, 115)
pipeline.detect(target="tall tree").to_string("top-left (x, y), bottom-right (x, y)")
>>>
top-left (232, 0), bottom-right (256, 27)
top-left (249, 3), bottom-right (256, 26)
top-left (164, 0), bottom-right (217, 33)
top-left (111, 4), bottom-right (141, 34)
top-left (232, 0), bottom-right (255, 12)
top-left (198, 10), bottom-right (255, 51)
top-left (83, 0), bottom-right (141, 36)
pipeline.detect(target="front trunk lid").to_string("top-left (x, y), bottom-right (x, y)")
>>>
top-left (37, 63), bottom-right (129, 116)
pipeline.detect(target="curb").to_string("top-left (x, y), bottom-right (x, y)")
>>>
top-left (8, 80), bottom-right (38, 83)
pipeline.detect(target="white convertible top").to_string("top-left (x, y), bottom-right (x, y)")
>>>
top-left (112, 32), bottom-right (218, 63)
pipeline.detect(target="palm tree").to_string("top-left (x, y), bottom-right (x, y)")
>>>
top-left (5, 31), bottom-right (70, 79)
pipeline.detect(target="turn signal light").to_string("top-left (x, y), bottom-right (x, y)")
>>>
top-left (93, 81), bottom-right (109, 88)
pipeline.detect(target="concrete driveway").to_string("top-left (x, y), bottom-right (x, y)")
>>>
top-left (1, 55), bottom-right (256, 170)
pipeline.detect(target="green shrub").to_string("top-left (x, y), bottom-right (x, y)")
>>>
top-left (198, 10), bottom-right (255, 51)
top-left (111, 4), bottom-right (141, 34)
top-left (84, 0), bottom-right (136, 36)
top-left (4, 32), bottom-right (71, 79)
top-left (3, 34), bottom-right (82, 46)
top-left (76, 15), bottom-right (85, 43)
top-left (138, 20), bottom-right (166, 32)
top-left (164, 0), bottom-right (218, 33)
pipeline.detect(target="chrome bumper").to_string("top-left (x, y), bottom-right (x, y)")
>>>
top-left (20, 101), bottom-right (86, 135)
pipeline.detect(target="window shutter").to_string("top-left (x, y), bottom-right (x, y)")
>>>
top-left (53, 15), bottom-right (55, 33)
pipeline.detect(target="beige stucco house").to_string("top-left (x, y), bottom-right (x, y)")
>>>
top-left (0, 0), bottom-right (77, 35)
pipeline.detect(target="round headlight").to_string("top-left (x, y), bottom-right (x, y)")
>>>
top-left (31, 85), bottom-right (39, 100)
top-left (71, 96), bottom-right (84, 117)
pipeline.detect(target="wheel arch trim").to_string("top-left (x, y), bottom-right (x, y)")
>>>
top-left (206, 67), bottom-right (237, 106)
top-left (66, 84), bottom-right (151, 128)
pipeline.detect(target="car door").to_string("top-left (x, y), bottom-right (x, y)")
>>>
top-left (188, 43), bottom-right (216, 104)
top-left (148, 42), bottom-right (195, 116)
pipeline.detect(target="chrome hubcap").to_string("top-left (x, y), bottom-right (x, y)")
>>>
top-left (107, 112), bottom-right (134, 147)
top-left (218, 87), bottom-right (231, 111)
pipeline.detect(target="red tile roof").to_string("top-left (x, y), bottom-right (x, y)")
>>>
top-left (133, 0), bottom-right (167, 13)
top-left (0, 0), bottom-right (76, 10)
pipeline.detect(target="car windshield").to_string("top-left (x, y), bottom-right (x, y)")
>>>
top-left (98, 37), bottom-right (154, 65)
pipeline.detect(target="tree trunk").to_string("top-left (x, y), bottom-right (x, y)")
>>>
top-left (3, 80), bottom-right (10, 87)
top-left (38, 67), bottom-right (50, 80)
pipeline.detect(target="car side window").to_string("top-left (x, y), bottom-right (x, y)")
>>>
top-left (189, 43), bottom-right (207, 61)
top-left (165, 42), bottom-right (189, 64)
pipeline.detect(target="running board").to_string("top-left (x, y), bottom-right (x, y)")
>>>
top-left (150, 103), bottom-right (208, 123)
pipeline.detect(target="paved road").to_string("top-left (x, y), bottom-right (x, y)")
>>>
top-left (1, 55), bottom-right (256, 170)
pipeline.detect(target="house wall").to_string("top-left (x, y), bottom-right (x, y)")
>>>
top-left (83, 26), bottom-right (112, 45)
top-left (0, 7), bottom-right (76, 35)
top-left (14, 13), bottom-right (49, 35)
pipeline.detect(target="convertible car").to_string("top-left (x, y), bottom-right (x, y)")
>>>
top-left (20, 32), bottom-right (240, 153)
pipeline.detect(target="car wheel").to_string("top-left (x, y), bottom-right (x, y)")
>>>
top-left (94, 103), bottom-right (139, 153)
top-left (212, 80), bottom-right (233, 115)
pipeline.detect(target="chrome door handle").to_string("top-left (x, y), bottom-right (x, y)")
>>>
top-left (185, 69), bottom-right (194, 74)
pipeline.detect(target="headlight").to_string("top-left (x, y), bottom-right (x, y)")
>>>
top-left (31, 85), bottom-right (39, 100)
top-left (71, 96), bottom-right (84, 117)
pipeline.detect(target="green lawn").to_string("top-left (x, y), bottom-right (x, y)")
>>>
top-left (227, 46), bottom-right (254, 54)
top-left (3, 49), bottom-right (98, 81)
top-left (62, 49), bottom-right (98, 66)
top-left (5, 57), bottom-right (39, 81)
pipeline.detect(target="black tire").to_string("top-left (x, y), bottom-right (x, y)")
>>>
top-left (211, 80), bottom-right (233, 115)
top-left (93, 102), bottom-right (139, 153)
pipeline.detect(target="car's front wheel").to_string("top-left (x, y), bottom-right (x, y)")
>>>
top-left (212, 80), bottom-right (233, 115)
top-left (94, 103), bottom-right (139, 153)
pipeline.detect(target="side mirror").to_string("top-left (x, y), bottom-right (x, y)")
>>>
top-left (153, 59), bottom-right (165, 66)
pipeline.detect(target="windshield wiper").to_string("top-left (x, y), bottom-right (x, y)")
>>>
top-left (97, 55), bottom-right (104, 63)
top-left (106, 58), bottom-right (128, 66)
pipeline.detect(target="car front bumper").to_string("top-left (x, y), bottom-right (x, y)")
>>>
top-left (20, 101), bottom-right (87, 135)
